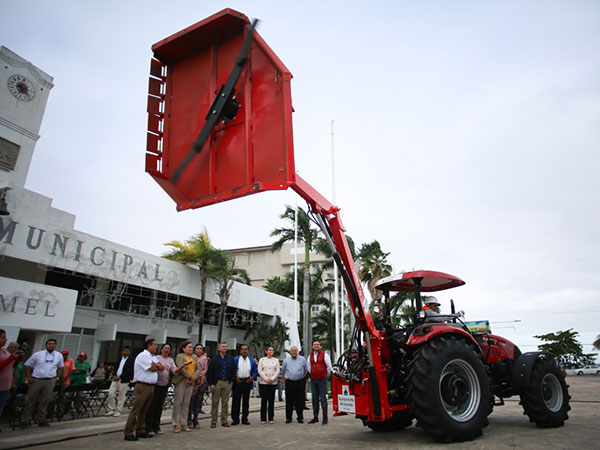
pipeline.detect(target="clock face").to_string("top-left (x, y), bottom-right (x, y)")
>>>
top-left (7, 74), bottom-right (36, 101)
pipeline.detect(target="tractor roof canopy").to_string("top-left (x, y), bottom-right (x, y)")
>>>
top-left (375, 270), bottom-right (465, 293)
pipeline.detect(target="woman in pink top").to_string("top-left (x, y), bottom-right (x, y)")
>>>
top-left (258, 346), bottom-right (280, 424)
top-left (187, 343), bottom-right (208, 428)
top-left (145, 343), bottom-right (186, 435)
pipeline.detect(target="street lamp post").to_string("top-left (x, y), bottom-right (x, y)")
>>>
top-left (326, 277), bottom-right (335, 359)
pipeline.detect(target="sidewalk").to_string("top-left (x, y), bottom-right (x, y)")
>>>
top-left (0, 397), bottom-right (288, 449)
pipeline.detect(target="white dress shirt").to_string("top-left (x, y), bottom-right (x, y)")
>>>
top-left (24, 349), bottom-right (65, 379)
top-left (133, 350), bottom-right (158, 384)
top-left (237, 356), bottom-right (251, 378)
top-left (116, 356), bottom-right (128, 377)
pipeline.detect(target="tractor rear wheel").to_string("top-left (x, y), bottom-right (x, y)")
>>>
top-left (366, 411), bottom-right (412, 432)
top-left (519, 359), bottom-right (570, 427)
top-left (409, 335), bottom-right (491, 442)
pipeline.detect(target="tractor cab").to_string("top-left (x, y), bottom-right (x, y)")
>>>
top-left (375, 270), bottom-right (466, 330)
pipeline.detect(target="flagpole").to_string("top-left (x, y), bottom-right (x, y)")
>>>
top-left (331, 120), bottom-right (340, 360)
top-left (294, 195), bottom-right (299, 346)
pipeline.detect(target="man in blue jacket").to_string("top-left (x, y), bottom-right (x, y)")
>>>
top-left (207, 342), bottom-right (237, 427)
top-left (231, 344), bottom-right (258, 425)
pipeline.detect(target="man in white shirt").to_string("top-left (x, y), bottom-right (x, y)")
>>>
top-left (123, 339), bottom-right (162, 441)
top-left (20, 338), bottom-right (64, 428)
top-left (106, 346), bottom-right (133, 417)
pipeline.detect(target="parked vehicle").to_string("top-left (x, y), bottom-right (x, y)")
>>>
top-left (566, 365), bottom-right (600, 376)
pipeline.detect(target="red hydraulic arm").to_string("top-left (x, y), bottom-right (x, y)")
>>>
top-left (145, 8), bottom-right (390, 422)
top-left (291, 174), bottom-right (377, 338)
top-left (291, 174), bottom-right (389, 421)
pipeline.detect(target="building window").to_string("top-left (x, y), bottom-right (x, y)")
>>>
top-left (45, 267), bottom-right (97, 307)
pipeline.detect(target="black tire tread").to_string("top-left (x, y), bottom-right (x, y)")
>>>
top-left (409, 335), bottom-right (491, 443)
top-left (519, 359), bottom-right (571, 428)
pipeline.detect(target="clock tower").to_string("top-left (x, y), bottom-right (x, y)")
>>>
top-left (0, 46), bottom-right (54, 193)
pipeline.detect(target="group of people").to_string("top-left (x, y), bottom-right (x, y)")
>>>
top-left (122, 339), bottom-right (332, 441)
top-left (59, 350), bottom-right (110, 386)
top-left (0, 332), bottom-right (79, 428)
top-left (0, 334), bottom-right (111, 428)
top-left (0, 329), bottom-right (333, 438)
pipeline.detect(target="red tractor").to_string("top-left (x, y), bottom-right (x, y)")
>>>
top-left (332, 270), bottom-right (570, 441)
top-left (144, 9), bottom-right (570, 442)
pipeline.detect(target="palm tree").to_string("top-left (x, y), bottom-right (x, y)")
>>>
top-left (390, 292), bottom-right (415, 326)
top-left (263, 275), bottom-right (294, 297)
top-left (314, 234), bottom-right (356, 270)
top-left (264, 268), bottom-right (329, 347)
top-left (312, 308), bottom-right (332, 346)
top-left (245, 316), bottom-right (290, 358)
top-left (163, 231), bottom-right (216, 341)
top-left (314, 234), bottom-right (356, 350)
top-left (594, 335), bottom-right (600, 351)
top-left (271, 205), bottom-right (320, 352)
top-left (209, 249), bottom-right (251, 344)
top-left (357, 240), bottom-right (392, 315)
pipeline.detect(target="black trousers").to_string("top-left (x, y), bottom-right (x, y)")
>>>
top-left (231, 378), bottom-right (252, 423)
top-left (259, 384), bottom-right (276, 422)
top-left (145, 384), bottom-right (168, 433)
top-left (285, 379), bottom-right (305, 421)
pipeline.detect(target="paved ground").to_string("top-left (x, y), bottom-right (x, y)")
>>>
top-left (1, 376), bottom-right (598, 449)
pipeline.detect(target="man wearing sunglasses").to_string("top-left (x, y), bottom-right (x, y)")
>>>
top-left (20, 338), bottom-right (64, 428)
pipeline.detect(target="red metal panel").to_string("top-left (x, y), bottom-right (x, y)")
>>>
top-left (480, 334), bottom-right (517, 364)
top-left (332, 369), bottom-right (394, 421)
top-left (145, 153), bottom-right (160, 175)
top-left (146, 9), bottom-right (295, 210)
top-left (147, 96), bottom-right (162, 115)
top-left (148, 77), bottom-right (162, 97)
top-left (148, 114), bottom-right (161, 134)
top-left (146, 133), bottom-right (161, 154)
top-left (150, 58), bottom-right (164, 79)
top-left (407, 324), bottom-right (482, 351)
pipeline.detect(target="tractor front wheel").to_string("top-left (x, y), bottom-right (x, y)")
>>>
top-left (519, 358), bottom-right (570, 427)
top-left (409, 336), bottom-right (491, 442)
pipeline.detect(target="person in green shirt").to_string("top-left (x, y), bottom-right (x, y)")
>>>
top-left (70, 353), bottom-right (90, 385)
top-left (13, 361), bottom-right (24, 388)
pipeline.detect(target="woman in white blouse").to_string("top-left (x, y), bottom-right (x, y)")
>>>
top-left (257, 346), bottom-right (280, 424)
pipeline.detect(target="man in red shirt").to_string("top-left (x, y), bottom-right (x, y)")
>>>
top-left (306, 341), bottom-right (332, 425)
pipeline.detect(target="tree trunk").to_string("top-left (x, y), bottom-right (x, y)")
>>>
top-left (302, 247), bottom-right (311, 352)
top-left (198, 274), bottom-right (207, 343)
top-left (217, 299), bottom-right (226, 344)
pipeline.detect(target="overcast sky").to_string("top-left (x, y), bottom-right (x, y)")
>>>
top-left (2, 0), bottom-right (599, 356)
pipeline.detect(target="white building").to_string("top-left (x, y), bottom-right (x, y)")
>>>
top-left (0, 46), bottom-right (299, 367)
top-left (228, 243), bottom-right (332, 317)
